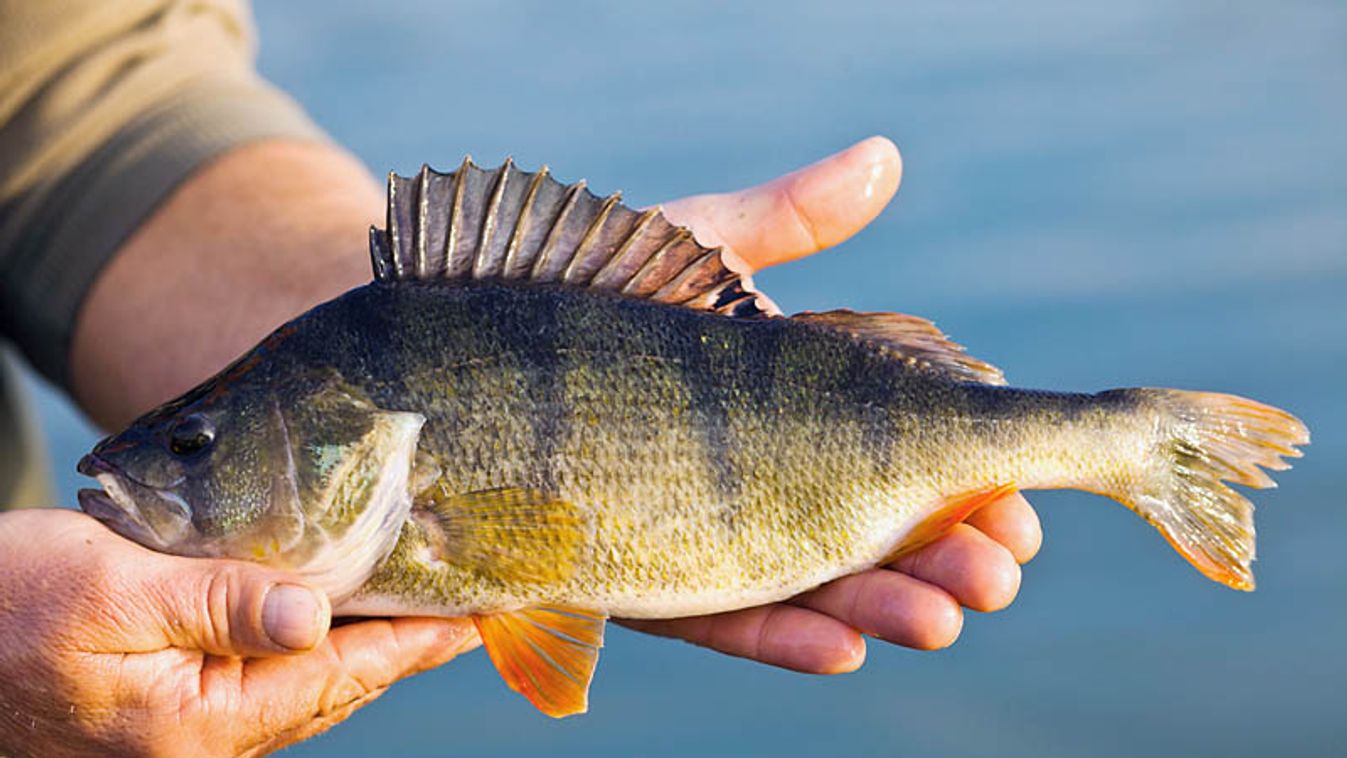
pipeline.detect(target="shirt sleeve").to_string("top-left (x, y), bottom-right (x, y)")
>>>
top-left (0, 0), bottom-right (328, 386)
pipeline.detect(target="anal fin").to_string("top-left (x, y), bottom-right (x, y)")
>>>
top-left (885, 483), bottom-right (1018, 563)
top-left (473, 606), bottom-right (607, 718)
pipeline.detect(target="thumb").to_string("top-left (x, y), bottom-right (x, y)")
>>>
top-left (658, 135), bottom-right (903, 272)
top-left (134, 558), bottom-right (332, 658)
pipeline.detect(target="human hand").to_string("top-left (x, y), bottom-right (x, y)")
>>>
top-left (0, 509), bottom-right (477, 758)
top-left (623, 137), bottom-right (1044, 672)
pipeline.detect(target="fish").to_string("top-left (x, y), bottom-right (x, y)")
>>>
top-left (76, 158), bottom-right (1309, 718)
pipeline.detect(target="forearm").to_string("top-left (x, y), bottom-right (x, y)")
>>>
top-left (69, 140), bottom-right (383, 429)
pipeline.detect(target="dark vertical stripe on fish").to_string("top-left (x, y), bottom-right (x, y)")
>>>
top-left (522, 290), bottom-right (566, 492)
top-left (740, 318), bottom-right (784, 409)
top-left (841, 343), bottom-right (898, 472)
top-left (726, 318), bottom-right (784, 529)
top-left (680, 321), bottom-right (738, 507)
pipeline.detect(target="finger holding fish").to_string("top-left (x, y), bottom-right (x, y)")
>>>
top-left (229, 616), bottom-right (479, 756)
top-left (793, 567), bottom-right (965, 651)
top-left (621, 604), bottom-right (866, 675)
top-left (891, 524), bottom-right (1023, 613)
top-left (626, 503), bottom-right (1031, 668)
top-left (0, 508), bottom-right (480, 757)
top-left (965, 491), bottom-right (1043, 565)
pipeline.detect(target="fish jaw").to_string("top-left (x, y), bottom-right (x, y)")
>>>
top-left (77, 453), bottom-right (194, 551)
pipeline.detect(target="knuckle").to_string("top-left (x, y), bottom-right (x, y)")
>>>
top-left (781, 183), bottom-right (823, 251)
top-left (200, 567), bottom-right (245, 650)
top-left (318, 669), bottom-right (370, 718)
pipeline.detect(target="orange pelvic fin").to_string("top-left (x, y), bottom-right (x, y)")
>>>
top-left (885, 483), bottom-right (1018, 563)
top-left (473, 605), bottom-right (607, 718)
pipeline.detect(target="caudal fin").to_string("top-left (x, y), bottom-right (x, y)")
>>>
top-left (1126, 390), bottom-right (1309, 590)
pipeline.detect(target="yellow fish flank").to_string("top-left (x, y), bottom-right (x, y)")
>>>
top-left (77, 159), bottom-right (1309, 718)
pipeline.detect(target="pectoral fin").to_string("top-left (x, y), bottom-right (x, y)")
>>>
top-left (418, 486), bottom-right (589, 586)
top-left (473, 606), bottom-right (607, 718)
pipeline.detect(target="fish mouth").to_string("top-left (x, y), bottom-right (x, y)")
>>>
top-left (77, 453), bottom-right (189, 550)
top-left (78, 486), bottom-right (163, 547)
top-left (76, 451), bottom-right (114, 478)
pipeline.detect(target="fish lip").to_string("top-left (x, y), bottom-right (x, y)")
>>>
top-left (77, 452), bottom-right (111, 477)
top-left (78, 451), bottom-right (186, 490)
top-left (78, 487), bottom-right (162, 547)
top-left (76, 455), bottom-right (189, 549)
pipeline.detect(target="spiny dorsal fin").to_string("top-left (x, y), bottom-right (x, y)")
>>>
top-left (793, 309), bottom-right (1007, 385)
top-left (370, 158), bottom-right (780, 319)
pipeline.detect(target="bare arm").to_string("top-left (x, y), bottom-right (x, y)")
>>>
top-left (70, 140), bottom-right (383, 428)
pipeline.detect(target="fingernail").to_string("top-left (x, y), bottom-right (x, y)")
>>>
top-left (262, 583), bottom-right (323, 650)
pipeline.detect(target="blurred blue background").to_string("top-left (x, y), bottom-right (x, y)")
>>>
top-left (21, 1), bottom-right (1346, 755)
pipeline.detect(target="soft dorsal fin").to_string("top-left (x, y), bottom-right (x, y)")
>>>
top-left (793, 309), bottom-right (1007, 385)
top-left (369, 158), bottom-right (779, 319)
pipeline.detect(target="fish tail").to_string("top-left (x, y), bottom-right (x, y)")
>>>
top-left (1112, 389), bottom-right (1309, 590)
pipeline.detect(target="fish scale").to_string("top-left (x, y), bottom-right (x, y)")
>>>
top-left (77, 159), bottom-right (1308, 719)
top-left (325, 282), bottom-right (1102, 616)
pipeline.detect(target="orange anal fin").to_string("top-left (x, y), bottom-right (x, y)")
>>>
top-left (885, 484), bottom-right (1018, 563)
top-left (473, 605), bottom-right (607, 718)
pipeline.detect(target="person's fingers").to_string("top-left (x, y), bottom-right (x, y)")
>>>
top-left (241, 687), bottom-right (389, 758)
top-left (965, 491), bottom-right (1043, 564)
top-left (890, 524), bottom-right (1022, 612)
top-left (622, 604), bottom-right (865, 675)
top-left (234, 617), bottom-right (478, 754)
top-left (107, 548), bottom-right (332, 658)
top-left (659, 136), bottom-right (902, 272)
top-left (792, 568), bottom-right (963, 651)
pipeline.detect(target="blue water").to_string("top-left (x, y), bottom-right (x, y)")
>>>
top-left (22, 2), bottom-right (1347, 755)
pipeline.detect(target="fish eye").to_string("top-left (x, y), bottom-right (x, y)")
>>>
top-left (169, 414), bottom-right (216, 457)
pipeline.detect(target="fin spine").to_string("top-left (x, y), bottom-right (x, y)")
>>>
top-left (532, 179), bottom-right (586, 280)
top-left (370, 160), bottom-right (779, 319)
top-left (590, 208), bottom-right (660, 289)
top-left (503, 166), bottom-right (548, 278)
top-left (563, 192), bottom-right (622, 284)
top-left (474, 157), bottom-right (514, 279)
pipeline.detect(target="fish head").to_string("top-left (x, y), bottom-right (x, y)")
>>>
top-left (78, 364), bottom-right (424, 598)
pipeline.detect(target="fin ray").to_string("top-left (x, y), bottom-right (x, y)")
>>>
top-left (1116, 390), bottom-right (1309, 591)
top-left (370, 159), bottom-right (780, 319)
top-left (794, 309), bottom-right (1006, 385)
top-left (416, 486), bottom-right (589, 586)
top-left (885, 484), bottom-right (1017, 563)
top-left (474, 606), bottom-right (607, 718)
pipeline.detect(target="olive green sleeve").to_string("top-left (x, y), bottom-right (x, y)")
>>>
top-left (0, 0), bottom-right (329, 386)
top-left (0, 351), bottom-right (54, 510)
